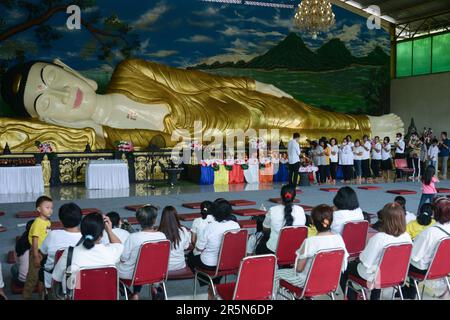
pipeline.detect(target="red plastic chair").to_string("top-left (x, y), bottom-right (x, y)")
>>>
top-left (341, 220), bottom-right (369, 260)
top-left (214, 254), bottom-right (276, 300)
top-left (72, 266), bottom-right (119, 300)
top-left (120, 240), bottom-right (171, 300)
top-left (345, 243), bottom-right (412, 300)
top-left (278, 248), bottom-right (345, 300)
top-left (409, 237), bottom-right (450, 300)
top-left (394, 159), bottom-right (414, 182)
top-left (194, 229), bottom-right (248, 298)
top-left (275, 226), bottom-right (308, 267)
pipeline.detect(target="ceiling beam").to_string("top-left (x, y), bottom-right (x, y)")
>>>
top-left (396, 8), bottom-right (450, 24)
top-left (330, 0), bottom-right (392, 31)
top-left (387, 0), bottom-right (448, 19)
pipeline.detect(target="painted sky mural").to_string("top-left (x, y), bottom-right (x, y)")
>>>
top-left (0, 0), bottom-right (391, 116)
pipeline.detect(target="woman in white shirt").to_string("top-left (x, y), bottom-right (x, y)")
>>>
top-left (52, 213), bottom-right (124, 299)
top-left (329, 138), bottom-right (339, 185)
top-left (339, 138), bottom-right (354, 183)
top-left (41, 203), bottom-right (82, 290)
top-left (187, 199), bottom-right (240, 300)
top-left (118, 205), bottom-right (166, 300)
top-left (276, 205), bottom-right (349, 295)
top-left (381, 136), bottom-right (393, 183)
top-left (353, 139), bottom-right (364, 184)
top-left (371, 136), bottom-right (382, 182)
top-left (158, 206), bottom-right (191, 271)
top-left (256, 185), bottom-right (306, 254)
top-left (402, 199), bottom-right (450, 299)
top-left (331, 187), bottom-right (365, 235)
top-left (317, 139), bottom-right (329, 184)
top-left (362, 135), bottom-right (372, 183)
top-left (309, 141), bottom-right (321, 184)
top-left (191, 201), bottom-right (215, 256)
top-left (341, 203), bottom-right (412, 300)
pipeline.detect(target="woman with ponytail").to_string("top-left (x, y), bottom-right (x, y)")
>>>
top-left (51, 213), bottom-right (123, 295)
top-left (274, 205), bottom-right (348, 293)
top-left (256, 184), bottom-right (306, 254)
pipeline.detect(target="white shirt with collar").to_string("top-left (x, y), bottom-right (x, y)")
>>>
top-left (428, 145), bottom-right (439, 161)
top-left (197, 220), bottom-right (240, 266)
top-left (40, 229), bottom-right (82, 288)
top-left (331, 208), bottom-right (365, 235)
top-left (362, 141), bottom-right (371, 160)
top-left (52, 243), bottom-right (124, 284)
top-left (288, 139), bottom-right (301, 164)
top-left (117, 231), bottom-right (167, 279)
top-left (395, 139), bottom-right (405, 154)
top-left (411, 222), bottom-right (450, 270)
top-left (168, 227), bottom-right (191, 271)
top-left (381, 143), bottom-right (392, 160)
top-left (330, 145), bottom-right (339, 163)
top-left (263, 204), bottom-right (306, 252)
top-left (339, 144), bottom-right (354, 165)
top-left (372, 142), bottom-right (382, 160)
top-left (357, 232), bottom-right (412, 281)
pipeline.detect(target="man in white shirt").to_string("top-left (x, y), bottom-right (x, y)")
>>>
top-left (40, 203), bottom-right (82, 291)
top-left (287, 132), bottom-right (301, 188)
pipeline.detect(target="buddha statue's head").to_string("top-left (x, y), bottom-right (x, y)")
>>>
top-left (1, 59), bottom-right (98, 123)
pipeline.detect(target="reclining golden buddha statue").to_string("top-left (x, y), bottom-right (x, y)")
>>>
top-left (0, 58), bottom-right (404, 152)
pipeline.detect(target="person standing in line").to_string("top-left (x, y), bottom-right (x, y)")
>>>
top-left (288, 132), bottom-right (301, 188)
top-left (317, 139), bottom-right (328, 185)
top-left (438, 132), bottom-right (449, 180)
top-left (408, 132), bottom-right (421, 180)
top-left (353, 139), bottom-right (364, 185)
top-left (371, 136), bottom-right (382, 183)
top-left (419, 136), bottom-right (428, 179)
top-left (394, 132), bottom-right (406, 180)
top-left (339, 138), bottom-right (354, 184)
top-left (381, 137), bottom-right (393, 183)
top-left (361, 135), bottom-right (372, 184)
top-left (428, 139), bottom-right (440, 176)
top-left (329, 138), bottom-right (339, 185)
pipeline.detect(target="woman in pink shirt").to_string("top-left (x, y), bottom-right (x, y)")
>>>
top-left (418, 165), bottom-right (439, 212)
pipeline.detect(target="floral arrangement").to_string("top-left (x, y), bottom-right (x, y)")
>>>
top-left (211, 162), bottom-right (220, 171)
top-left (224, 160), bottom-right (234, 171)
top-left (259, 162), bottom-right (266, 169)
top-left (114, 140), bottom-right (134, 152)
top-left (241, 163), bottom-right (249, 170)
top-left (35, 141), bottom-right (54, 153)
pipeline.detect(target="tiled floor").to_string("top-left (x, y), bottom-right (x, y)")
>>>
top-left (1, 179), bottom-right (450, 300)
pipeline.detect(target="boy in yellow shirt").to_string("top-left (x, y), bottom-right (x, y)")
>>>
top-left (406, 203), bottom-right (435, 240)
top-left (23, 196), bottom-right (53, 300)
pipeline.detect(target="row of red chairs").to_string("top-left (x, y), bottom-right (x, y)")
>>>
top-left (49, 223), bottom-right (450, 300)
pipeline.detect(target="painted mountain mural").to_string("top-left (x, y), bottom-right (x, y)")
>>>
top-left (190, 33), bottom-right (389, 70)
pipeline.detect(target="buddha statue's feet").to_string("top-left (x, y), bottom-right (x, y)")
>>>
top-left (368, 113), bottom-right (405, 140)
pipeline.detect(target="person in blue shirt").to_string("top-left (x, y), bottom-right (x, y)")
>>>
top-left (438, 131), bottom-right (450, 179)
